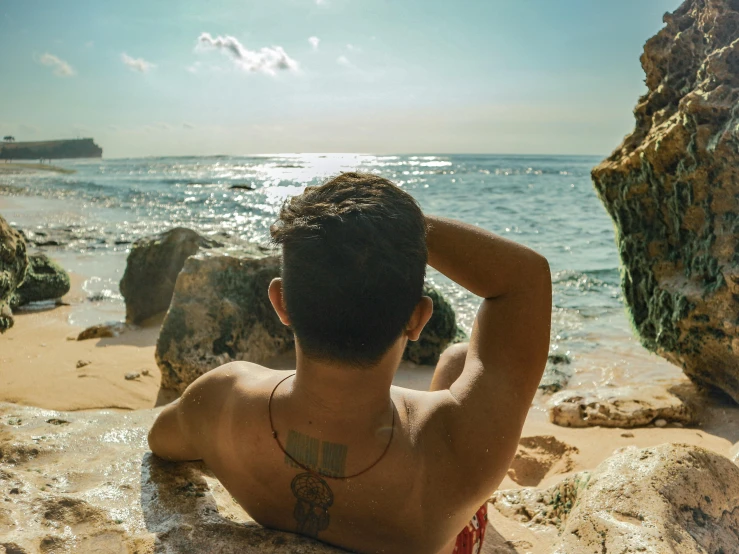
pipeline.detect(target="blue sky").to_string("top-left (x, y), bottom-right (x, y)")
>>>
top-left (0, 0), bottom-right (681, 158)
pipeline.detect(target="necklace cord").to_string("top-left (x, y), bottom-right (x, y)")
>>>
top-left (268, 373), bottom-right (395, 480)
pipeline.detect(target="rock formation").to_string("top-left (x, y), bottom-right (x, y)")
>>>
top-left (492, 443), bottom-right (739, 553)
top-left (548, 385), bottom-right (696, 428)
top-left (0, 402), bottom-right (344, 553)
top-left (156, 253), bottom-right (293, 392)
top-left (0, 138), bottom-right (103, 160)
top-left (0, 215), bottom-right (28, 333)
top-left (538, 353), bottom-right (573, 394)
top-left (10, 253), bottom-right (70, 307)
top-left (120, 228), bottom-right (224, 324)
top-left (404, 284), bottom-right (462, 365)
top-left (591, 0), bottom-right (739, 402)
top-left (156, 249), bottom-right (462, 392)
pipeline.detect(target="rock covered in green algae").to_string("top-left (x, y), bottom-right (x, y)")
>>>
top-left (0, 214), bottom-right (28, 333)
top-left (403, 284), bottom-right (463, 365)
top-left (591, 0), bottom-right (739, 403)
top-left (0, 402), bottom-right (346, 553)
top-left (156, 252), bottom-right (462, 392)
top-left (10, 252), bottom-right (70, 307)
top-left (119, 227), bottom-right (225, 325)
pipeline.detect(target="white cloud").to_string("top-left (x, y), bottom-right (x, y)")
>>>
top-left (39, 53), bottom-right (75, 77)
top-left (121, 53), bottom-right (155, 73)
top-left (196, 32), bottom-right (299, 75)
top-left (316, 0), bottom-right (326, 4)
top-left (308, 36), bottom-right (320, 50)
top-left (337, 55), bottom-right (352, 67)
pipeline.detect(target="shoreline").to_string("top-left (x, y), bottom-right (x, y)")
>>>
top-left (0, 162), bottom-right (75, 175)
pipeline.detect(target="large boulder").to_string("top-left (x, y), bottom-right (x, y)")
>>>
top-left (156, 252), bottom-right (461, 392)
top-left (0, 215), bottom-right (28, 332)
top-left (0, 402), bottom-right (345, 553)
top-left (156, 254), bottom-right (293, 393)
top-left (10, 253), bottom-right (70, 307)
top-left (492, 443), bottom-right (739, 553)
top-left (591, 0), bottom-right (739, 402)
top-left (119, 228), bottom-right (224, 325)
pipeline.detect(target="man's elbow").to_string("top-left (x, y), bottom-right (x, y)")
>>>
top-left (147, 411), bottom-right (201, 462)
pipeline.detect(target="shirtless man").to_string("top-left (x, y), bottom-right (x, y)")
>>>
top-left (148, 172), bottom-right (552, 554)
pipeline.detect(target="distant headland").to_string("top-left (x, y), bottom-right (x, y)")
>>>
top-left (0, 137), bottom-right (103, 160)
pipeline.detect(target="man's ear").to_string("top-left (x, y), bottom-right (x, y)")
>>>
top-left (406, 296), bottom-right (433, 342)
top-left (268, 278), bottom-right (291, 326)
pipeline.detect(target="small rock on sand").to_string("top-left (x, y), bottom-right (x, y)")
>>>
top-left (654, 418), bottom-right (667, 428)
top-left (141, 369), bottom-right (150, 376)
top-left (77, 322), bottom-right (128, 341)
top-left (124, 372), bottom-right (140, 381)
top-left (548, 385), bottom-right (696, 428)
top-left (76, 360), bottom-right (91, 369)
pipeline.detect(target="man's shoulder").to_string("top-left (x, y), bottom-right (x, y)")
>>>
top-left (191, 362), bottom-right (284, 398)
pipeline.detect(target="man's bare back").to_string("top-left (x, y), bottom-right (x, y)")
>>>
top-left (148, 177), bottom-right (552, 553)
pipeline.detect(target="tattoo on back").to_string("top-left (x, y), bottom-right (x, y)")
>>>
top-left (292, 472), bottom-right (334, 537)
top-left (284, 430), bottom-right (348, 477)
top-left (285, 430), bottom-right (348, 537)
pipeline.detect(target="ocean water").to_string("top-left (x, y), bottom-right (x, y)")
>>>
top-left (0, 154), bottom-right (681, 389)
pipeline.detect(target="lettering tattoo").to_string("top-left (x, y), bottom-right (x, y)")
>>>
top-left (285, 430), bottom-right (348, 537)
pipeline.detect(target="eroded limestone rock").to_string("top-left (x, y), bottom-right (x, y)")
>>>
top-left (0, 402), bottom-right (344, 553)
top-left (553, 444), bottom-right (739, 553)
top-left (156, 251), bottom-right (462, 392)
top-left (156, 253), bottom-right (293, 393)
top-left (0, 215), bottom-right (28, 333)
top-left (119, 227), bottom-right (224, 325)
top-left (591, 0), bottom-right (739, 402)
top-left (493, 443), bottom-right (739, 554)
top-left (491, 472), bottom-right (592, 529)
top-left (548, 385), bottom-right (696, 428)
top-left (10, 253), bottom-right (70, 307)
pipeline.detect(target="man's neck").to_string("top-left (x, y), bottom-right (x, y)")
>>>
top-left (288, 344), bottom-right (402, 428)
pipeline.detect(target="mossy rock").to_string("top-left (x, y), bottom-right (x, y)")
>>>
top-left (156, 254), bottom-right (293, 393)
top-left (403, 284), bottom-right (462, 366)
top-left (0, 214), bottom-right (29, 332)
top-left (156, 257), bottom-right (463, 391)
top-left (11, 253), bottom-right (70, 307)
top-left (591, 0), bottom-right (739, 403)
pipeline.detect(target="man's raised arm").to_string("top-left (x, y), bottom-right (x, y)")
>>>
top-left (426, 215), bottom-right (551, 492)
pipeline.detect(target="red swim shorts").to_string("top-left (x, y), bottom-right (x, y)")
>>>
top-left (452, 504), bottom-right (488, 554)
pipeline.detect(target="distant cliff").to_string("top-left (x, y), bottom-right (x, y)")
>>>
top-left (0, 138), bottom-right (103, 160)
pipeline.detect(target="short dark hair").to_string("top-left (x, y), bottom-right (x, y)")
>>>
top-left (270, 172), bottom-right (427, 367)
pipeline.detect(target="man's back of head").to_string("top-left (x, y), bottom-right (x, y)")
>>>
top-left (270, 172), bottom-right (428, 367)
